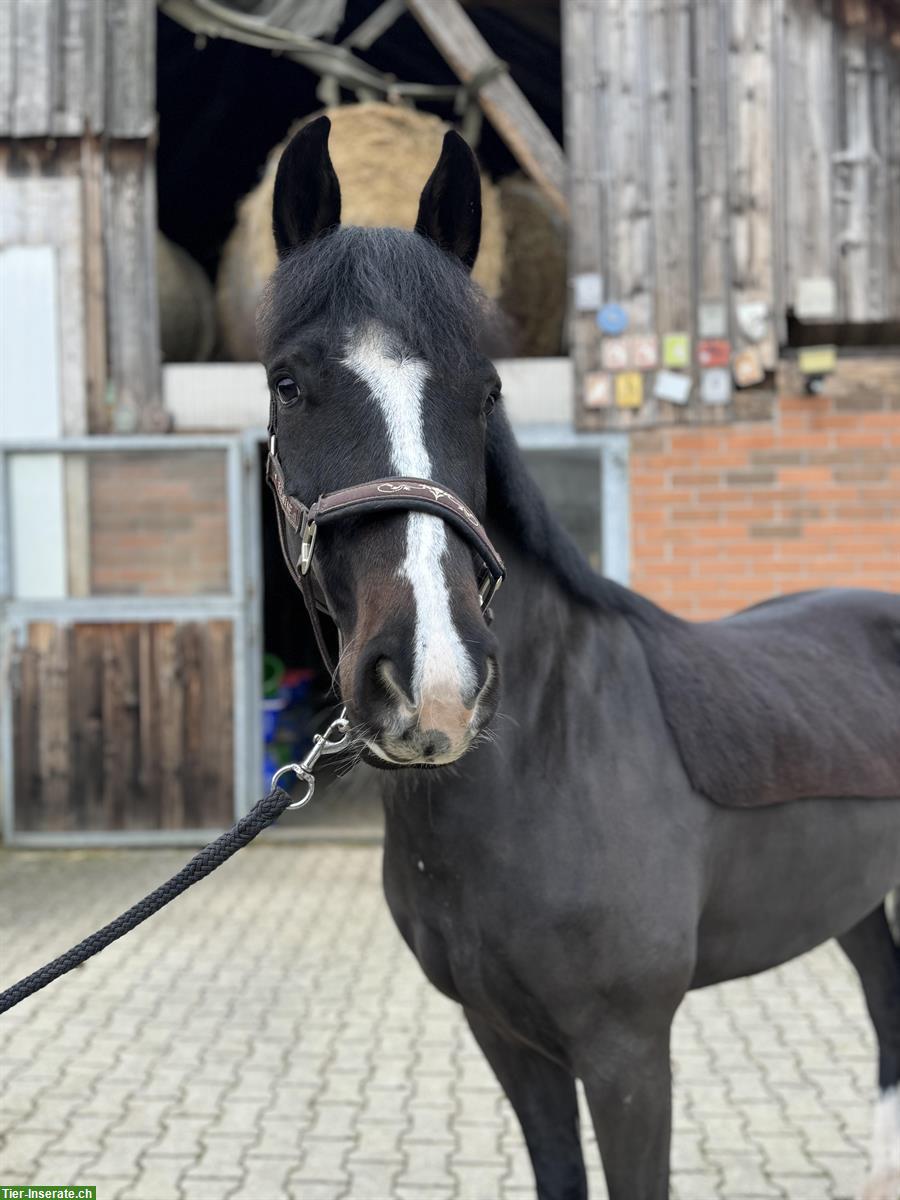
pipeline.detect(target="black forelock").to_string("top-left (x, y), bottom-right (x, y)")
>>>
top-left (257, 225), bottom-right (497, 369)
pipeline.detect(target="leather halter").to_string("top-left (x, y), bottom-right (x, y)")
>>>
top-left (265, 410), bottom-right (506, 682)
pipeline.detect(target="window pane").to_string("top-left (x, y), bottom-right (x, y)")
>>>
top-left (521, 449), bottom-right (603, 572)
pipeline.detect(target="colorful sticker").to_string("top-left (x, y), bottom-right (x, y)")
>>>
top-left (597, 303), bottom-right (629, 335)
top-left (798, 345), bottom-right (837, 375)
top-left (698, 301), bottom-right (728, 339)
top-left (732, 346), bottom-right (765, 388)
top-left (573, 272), bottom-right (603, 312)
top-left (653, 370), bottom-right (692, 405)
top-left (662, 333), bottom-right (691, 369)
top-left (601, 339), bottom-right (630, 371)
top-left (736, 301), bottom-right (769, 343)
top-left (627, 334), bottom-right (659, 370)
top-left (615, 371), bottom-right (643, 409)
top-left (701, 368), bottom-right (732, 405)
top-left (698, 339), bottom-right (731, 368)
top-left (584, 370), bottom-right (612, 408)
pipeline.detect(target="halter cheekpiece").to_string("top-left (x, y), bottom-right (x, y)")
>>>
top-left (266, 397), bottom-right (506, 679)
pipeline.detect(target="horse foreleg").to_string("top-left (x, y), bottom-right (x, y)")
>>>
top-left (463, 1008), bottom-right (587, 1200)
top-left (838, 904), bottom-right (900, 1200)
top-left (577, 1019), bottom-right (672, 1200)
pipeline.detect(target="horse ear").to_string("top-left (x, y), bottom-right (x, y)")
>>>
top-left (414, 130), bottom-right (482, 271)
top-left (272, 115), bottom-right (341, 258)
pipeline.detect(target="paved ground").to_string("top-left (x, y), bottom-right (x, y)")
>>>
top-left (0, 843), bottom-right (881, 1200)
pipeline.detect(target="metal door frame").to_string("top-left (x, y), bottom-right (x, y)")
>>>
top-left (0, 434), bottom-right (260, 847)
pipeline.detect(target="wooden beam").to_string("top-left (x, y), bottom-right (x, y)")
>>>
top-left (405, 0), bottom-right (569, 218)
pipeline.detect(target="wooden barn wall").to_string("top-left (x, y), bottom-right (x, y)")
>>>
top-left (0, 0), bottom-right (154, 138)
top-left (12, 621), bottom-right (235, 833)
top-left (564, 0), bottom-right (900, 430)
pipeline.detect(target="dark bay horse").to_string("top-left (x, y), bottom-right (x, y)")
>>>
top-left (260, 116), bottom-right (900, 1200)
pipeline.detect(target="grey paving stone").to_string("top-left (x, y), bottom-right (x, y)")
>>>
top-left (0, 845), bottom-right (886, 1200)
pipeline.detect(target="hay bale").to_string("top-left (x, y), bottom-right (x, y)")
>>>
top-left (497, 175), bottom-right (568, 357)
top-left (216, 102), bottom-right (505, 362)
top-left (157, 233), bottom-right (216, 362)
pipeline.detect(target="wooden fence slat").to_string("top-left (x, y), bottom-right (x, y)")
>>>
top-left (887, 26), bottom-right (900, 316)
top-left (72, 624), bottom-right (103, 828)
top-left (10, 0), bottom-right (54, 136)
top-left (155, 623), bottom-right (185, 830)
top-left (33, 623), bottom-right (70, 832)
top-left (867, 11), bottom-right (891, 321)
top-left (728, 0), bottom-right (778, 367)
top-left (782, 0), bottom-right (837, 319)
top-left (104, 0), bottom-right (156, 138)
top-left (406, 0), bottom-right (568, 217)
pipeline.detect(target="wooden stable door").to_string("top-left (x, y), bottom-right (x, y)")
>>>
top-left (11, 620), bottom-right (234, 833)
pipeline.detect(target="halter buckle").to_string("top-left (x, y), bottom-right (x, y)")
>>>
top-left (479, 571), bottom-right (502, 611)
top-left (299, 520), bottom-right (317, 575)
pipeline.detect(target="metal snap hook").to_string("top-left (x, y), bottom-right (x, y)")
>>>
top-left (271, 708), bottom-right (351, 809)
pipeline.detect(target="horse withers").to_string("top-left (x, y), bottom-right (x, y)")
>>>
top-left (260, 116), bottom-right (900, 1200)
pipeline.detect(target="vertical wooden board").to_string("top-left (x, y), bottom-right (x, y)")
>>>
top-left (694, 0), bottom-right (731, 322)
top-left (781, 0), bottom-right (836, 315)
top-left (99, 624), bottom-right (130, 830)
top-left (181, 622), bottom-right (205, 824)
top-left (137, 622), bottom-right (156, 821)
top-left (563, 1), bottom-right (604, 426)
top-left (32, 622), bottom-right (70, 831)
top-left (0, 0), bottom-right (15, 132)
top-left (728, 0), bottom-right (777, 366)
top-left (153, 622), bottom-right (185, 830)
top-left (646, 0), bottom-right (694, 334)
top-left (103, 143), bottom-right (163, 432)
top-left (12, 635), bottom-right (40, 831)
top-left (55, 0), bottom-right (97, 136)
top-left (11, 0), bottom-right (54, 136)
top-left (833, 3), bottom-right (874, 321)
top-left (104, 0), bottom-right (156, 137)
top-left (887, 36), bottom-right (900, 316)
top-left (205, 620), bottom-right (234, 824)
top-left (602, 0), bottom-right (654, 332)
top-left (866, 15), bottom-right (891, 321)
top-left (70, 624), bottom-right (104, 829)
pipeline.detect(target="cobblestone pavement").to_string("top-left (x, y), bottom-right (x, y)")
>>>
top-left (0, 844), bottom-right (881, 1200)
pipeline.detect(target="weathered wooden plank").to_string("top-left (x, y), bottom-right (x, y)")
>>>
top-left (12, 634), bottom-right (40, 831)
top-left (887, 27), bottom-right (900, 315)
top-left (406, 0), bottom-right (568, 217)
top-left (833, 0), bottom-right (876, 320)
top-left (181, 622), bottom-right (205, 824)
top-left (103, 142), bottom-right (165, 432)
top-left (602, 0), bottom-right (654, 332)
top-left (728, 0), bottom-right (778, 367)
top-left (55, 0), bottom-right (99, 136)
top-left (105, 0), bottom-right (155, 138)
top-left (10, 0), bottom-right (55, 136)
top-left (71, 624), bottom-right (103, 828)
top-left (33, 622), bottom-right (70, 831)
top-left (155, 623), bottom-right (185, 830)
top-left (203, 620), bottom-right (234, 825)
top-left (694, 0), bottom-right (732, 331)
top-left (866, 8), bottom-right (891, 320)
top-left (781, 0), bottom-right (836, 319)
top-left (0, 0), bottom-right (15, 133)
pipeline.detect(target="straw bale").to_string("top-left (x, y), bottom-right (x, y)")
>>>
top-left (216, 102), bottom-right (504, 361)
top-left (497, 175), bottom-right (567, 357)
top-left (157, 233), bottom-right (216, 362)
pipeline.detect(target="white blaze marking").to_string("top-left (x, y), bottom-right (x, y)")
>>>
top-left (866, 1085), bottom-right (900, 1198)
top-left (343, 324), bottom-right (476, 709)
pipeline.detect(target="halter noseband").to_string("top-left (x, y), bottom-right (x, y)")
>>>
top-left (265, 416), bottom-right (506, 681)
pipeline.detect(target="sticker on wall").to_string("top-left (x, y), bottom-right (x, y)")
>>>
top-left (615, 371), bottom-right (643, 409)
top-left (601, 338), bottom-right (630, 371)
top-left (653, 370), bottom-right (692, 405)
top-left (662, 333), bottom-right (691, 369)
top-left (732, 346), bottom-right (765, 388)
top-left (700, 368), bottom-right (732, 405)
top-left (597, 303), bottom-right (629, 335)
top-left (795, 278), bottom-right (836, 321)
top-left (798, 345), bottom-right (837, 375)
top-left (583, 370), bottom-right (612, 408)
top-left (698, 339), bottom-right (731, 368)
top-left (627, 334), bottom-right (659, 370)
top-left (573, 272), bottom-right (603, 312)
top-left (736, 301), bottom-right (770, 344)
top-left (698, 301), bottom-right (728, 339)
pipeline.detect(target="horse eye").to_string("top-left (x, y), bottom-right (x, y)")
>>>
top-left (276, 377), bottom-right (302, 406)
top-left (484, 388), bottom-right (499, 415)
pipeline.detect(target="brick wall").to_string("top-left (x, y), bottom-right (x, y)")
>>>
top-left (89, 451), bottom-right (229, 595)
top-left (630, 368), bottom-right (900, 619)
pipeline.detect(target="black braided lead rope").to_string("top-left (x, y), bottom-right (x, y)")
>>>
top-left (0, 786), bottom-right (294, 1015)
